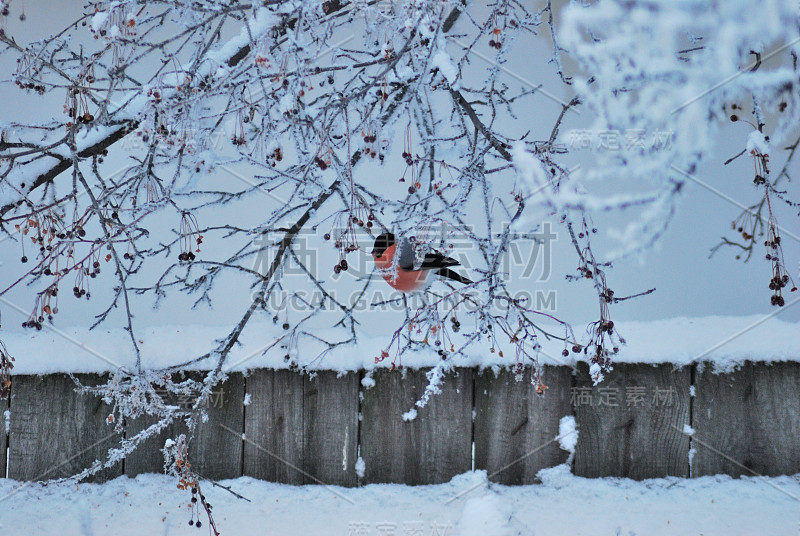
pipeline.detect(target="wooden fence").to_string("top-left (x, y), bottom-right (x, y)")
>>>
top-left (2, 362), bottom-right (799, 485)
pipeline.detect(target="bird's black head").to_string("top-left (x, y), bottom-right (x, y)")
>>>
top-left (371, 232), bottom-right (395, 257)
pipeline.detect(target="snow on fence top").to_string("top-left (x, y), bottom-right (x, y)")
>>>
top-left (4, 315), bottom-right (798, 375)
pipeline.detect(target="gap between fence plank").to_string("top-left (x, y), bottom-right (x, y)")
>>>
top-left (473, 365), bottom-right (572, 485)
top-left (360, 368), bottom-right (472, 485)
top-left (4, 363), bottom-right (799, 484)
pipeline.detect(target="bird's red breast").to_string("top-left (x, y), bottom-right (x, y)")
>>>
top-left (373, 243), bottom-right (429, 292)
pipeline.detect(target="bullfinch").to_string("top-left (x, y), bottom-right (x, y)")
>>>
top-left (371, 232), bottom-right (472, 292)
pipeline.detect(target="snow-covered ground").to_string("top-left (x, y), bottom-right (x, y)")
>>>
top-left (0, 468), bottom-right (797, 535)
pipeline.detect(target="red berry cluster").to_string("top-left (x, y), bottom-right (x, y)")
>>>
top-left (14, 78), bottom-right (44, 94)
top-left (728, 103), bottom-right (741, 123)
top-left (172, 440), bottom-right (218, 534)
top-left (314, 155), bottom-right (330, 170)
top-left (600, 288), bottom-right (614, 303)
top-left (324, 201), bottom-right (376, 274)
top-left (488, 28), bottom-right (503, 49)
top-left (313, 141), bottom-right (332, 170)
top-left (187, 485), bottom-right (215, 531)
top-left (21, 285), bottom-right (59, 330)
top-left (765, 230), bottom-right (796, 307)
top-left (361, 128), bottom-right (382, 159)
top-left (89, 5), bottom-right (139, 41)
top-left (13, 51), bottom-right (44, 94)
top-left (64, 85), bottom-right (95, 127)
top-left (14, 210), bottom-right (114, 328)
top-left (178, 212), bottom-right (202, 263)
top-left (399, 124), bottom-right (423, 192)
top-left (330, 233), bottom-right (358, 273)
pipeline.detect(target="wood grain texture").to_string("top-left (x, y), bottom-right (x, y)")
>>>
top-left (4, 362), bottom-right (798, 484)
top-left (8, 374), bottom-right (121, 482)
top-left (189, 372), bottom-right (245, 480)
top-left (124, 374), bottom-right (190, 477)
top-left (474, 366), bottom-right (572, 484)
top-left (692, 361), bottom-right (800, 477)
top-left (124, 411), bottom-right (189, 476)
top-left (243, 369), bottom-right (305, 484)
top-left (124, 373), bottom-right (244, 479)
top-left (303, 371), bottom-right (359, 486)
top-left (360, 367), bottom-right (472, 485)
top-left (573, 363), bottom-right (691, 479)
top-left (0, 389), bottom-right (7, 478)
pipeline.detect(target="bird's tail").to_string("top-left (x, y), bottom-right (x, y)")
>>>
top-left (436, 268), bottom-right (473, 285)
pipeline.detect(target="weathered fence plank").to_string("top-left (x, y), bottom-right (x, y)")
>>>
top-left (4, 361), bottom-right (799, 484)
top-left (574, 363), bottom-right (691, 479)
top-left (360, 367), bottom-right (472, 485)
top-left (125, 372), bottom-right (245, 479)
top-left (693, 361), bottom-right (800, 477)
top-left (474, 366), bottom-right (572, 484)
top-left (9, 374), bottom-right (121, 482)
top-left (124, 412), bottom-right (188, 476)
top-left (1, 391), bottom-right (8, 478)
top-left (124, 374), bottom-right (190, 477)
top-left (189, 372), bottom-right (245, 480)
top-left (243, 369), bottom-right (304, 484)
top-left (303, 371), bottom-right (359, 486)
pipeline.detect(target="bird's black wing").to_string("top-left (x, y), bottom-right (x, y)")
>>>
top-left (396, 237), bottom-right (460, 270)
top-left (418, 251), bottom-right (460, 270)
top-left (436, 268), bottom-right (473, 285)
